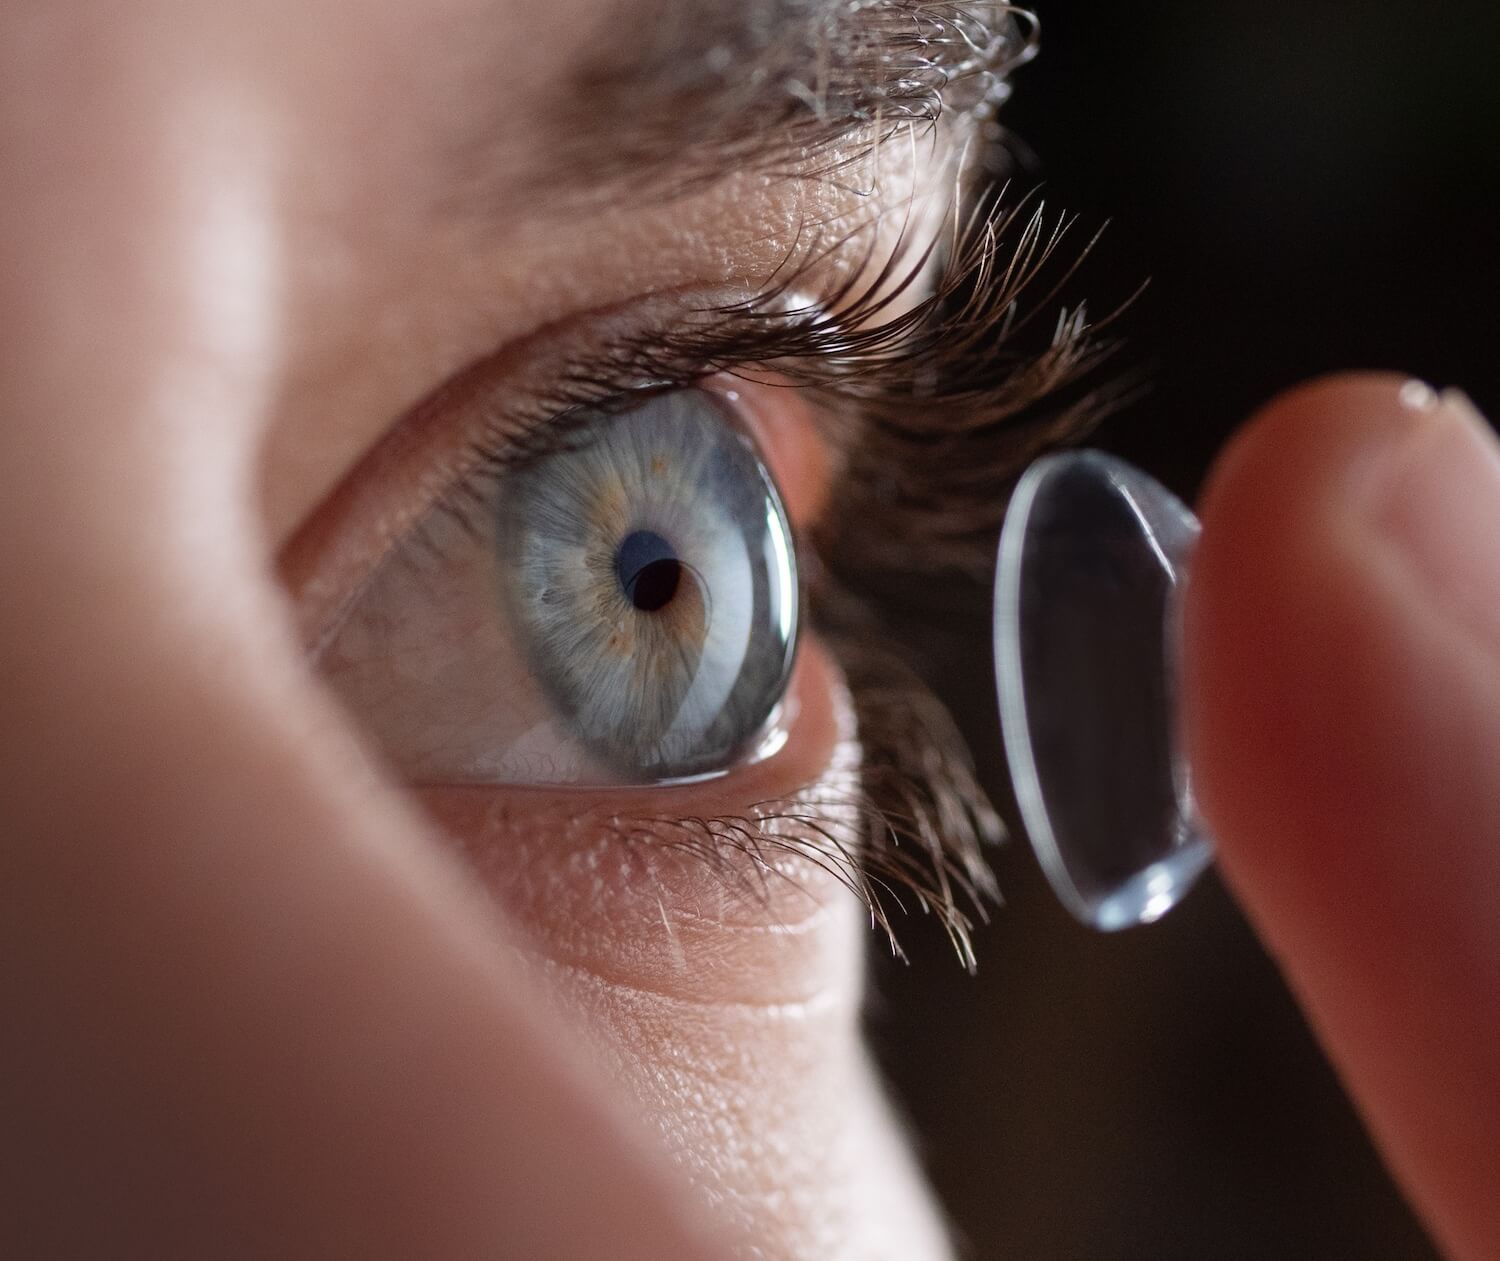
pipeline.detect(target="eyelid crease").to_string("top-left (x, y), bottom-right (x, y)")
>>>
top-left (466, 182), bottom-right (1129, 574)
top-left (284, 155), bottom-right (1121, 641)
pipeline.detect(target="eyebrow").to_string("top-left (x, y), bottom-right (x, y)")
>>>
top-left (536, 0), bottom-right (1037, 201)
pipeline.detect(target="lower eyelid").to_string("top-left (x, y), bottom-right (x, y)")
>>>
top-left (412, 643), bottom-right (869, 1006)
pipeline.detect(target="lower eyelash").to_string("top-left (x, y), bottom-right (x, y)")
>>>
top-left (825, 618), bottom-right (1003, 967)
top-left (598, 584), bottom-right (1004, 969)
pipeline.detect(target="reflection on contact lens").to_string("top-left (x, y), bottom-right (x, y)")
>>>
top-left (995, 450), bottom-right (1214, 931)
top-left (496, 389), bottom-right (798, 781)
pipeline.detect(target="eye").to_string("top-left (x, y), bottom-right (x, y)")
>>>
top-left (320, 386), bottom-right (799, 786)
top-left (497, 389), bottom-right (798, 780)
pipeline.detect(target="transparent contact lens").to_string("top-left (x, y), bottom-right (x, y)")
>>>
top-left (995, 451), bottom-right (1214, 931)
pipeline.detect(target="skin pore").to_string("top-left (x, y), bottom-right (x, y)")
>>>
top-left (3, 4), bottom-right (1499, 1261)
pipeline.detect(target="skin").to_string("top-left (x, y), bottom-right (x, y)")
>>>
top-left (0, 4), bottom-right (1494, 1260)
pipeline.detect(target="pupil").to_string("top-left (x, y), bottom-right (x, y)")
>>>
top-left (615, 529), bottom-right (681, 613)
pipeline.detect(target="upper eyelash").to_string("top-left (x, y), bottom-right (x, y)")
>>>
top-left (402, 180), bottom-right (1124, 964)
top-left (452, 182), bottom-right (1127, 516)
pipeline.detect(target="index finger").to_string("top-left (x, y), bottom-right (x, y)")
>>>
top-left (1186, 374), bottom-right (1500, 1261)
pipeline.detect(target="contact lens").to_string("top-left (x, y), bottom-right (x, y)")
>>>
top-left (994, 451), bottom-right (1213, 930)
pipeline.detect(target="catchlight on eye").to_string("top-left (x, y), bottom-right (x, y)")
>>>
top-left (994, 451), bottom-right (1214, 931)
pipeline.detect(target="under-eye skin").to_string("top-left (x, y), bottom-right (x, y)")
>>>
top-left (496, 390), bottom-right (797, 783)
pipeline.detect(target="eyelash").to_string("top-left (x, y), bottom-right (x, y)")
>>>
top-left (407, 185), bottom-right (1120, 965)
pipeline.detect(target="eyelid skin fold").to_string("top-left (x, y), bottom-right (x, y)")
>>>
top-left (283, 174), bottom-right (1118, 645)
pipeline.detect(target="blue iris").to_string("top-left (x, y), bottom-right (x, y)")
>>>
top-left (494, 389), bottom-right (798, 780)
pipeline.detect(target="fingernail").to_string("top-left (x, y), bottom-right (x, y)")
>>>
top-left (1368, 385), bottom-right (1500, 651)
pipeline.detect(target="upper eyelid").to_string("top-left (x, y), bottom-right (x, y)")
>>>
top-left (282, 180), bottom-right (1108, 645)
top-left (287, 181), bottom-right (970, 565)
top-left (276, 289), bottom-right (855, 651)
top-left (278, 167), bottom-right (973, 625)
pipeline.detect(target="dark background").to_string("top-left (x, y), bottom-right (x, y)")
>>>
top-left (872, 2), bottom-right (1498, 1258)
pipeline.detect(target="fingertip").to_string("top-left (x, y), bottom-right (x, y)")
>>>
top-left (1194, 371), bottom-right (1428, 554)
top-left (1185, 371), bottom-right (1500, 878)
top-left (1182, 372), bottom-right (1500, 1261)
top-left (1185, 374), bottom-right (1424, 879)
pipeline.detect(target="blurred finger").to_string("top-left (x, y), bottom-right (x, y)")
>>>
top-left (1186, 374), bottom-right (1500, 1261)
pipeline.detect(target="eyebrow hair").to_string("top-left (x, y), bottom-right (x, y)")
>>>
top-left (541, 0), bottom-right (1037, 200)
